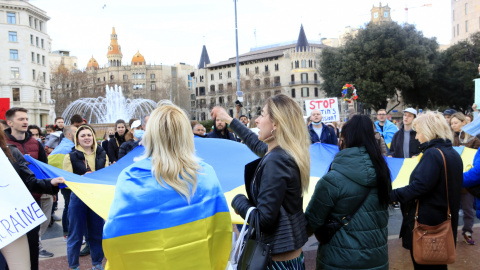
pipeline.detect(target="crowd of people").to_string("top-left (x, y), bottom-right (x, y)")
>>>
top-left (1, 94), bottom-right (480, 269)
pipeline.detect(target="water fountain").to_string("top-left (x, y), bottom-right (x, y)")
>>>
top-left (62, 85), bottom-right (157, 124)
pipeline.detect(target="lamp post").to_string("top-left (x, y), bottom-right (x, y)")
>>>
top-left (234, 0), bottom-right (242, 102)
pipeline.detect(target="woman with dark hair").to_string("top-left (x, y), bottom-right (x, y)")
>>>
top-left (107, 119), bottom-right (128, 163)
top-left (0, 128), bottom-right (64, 270)
top-left (212, 94), bottom-right (311, 269)
top-left (118, 119), bottom-right (142, 159)
top-left (63, 125), bottom-right (109, 270)
top-left (305, 115), bottom-right (392, 270)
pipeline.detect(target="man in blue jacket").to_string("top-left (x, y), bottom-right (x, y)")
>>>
top-left (307, 110), bottom-right (337, 145)
top-left (374, 109), bottom-right (398, 147)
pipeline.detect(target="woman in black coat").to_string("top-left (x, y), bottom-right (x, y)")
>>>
top-left (107, 119), bottom-right (128, 163)
top-left (0, 128), bottom-right (64, 270)
top-left (390, 112), bottom-right (463, 270)
top-left (211, 94), bottom-right (311, 269)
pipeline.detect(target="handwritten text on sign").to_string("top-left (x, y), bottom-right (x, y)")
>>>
top-left (305, 98), bottom-right (340, 122)
top-left (0, 150), bottom-right (46, 249)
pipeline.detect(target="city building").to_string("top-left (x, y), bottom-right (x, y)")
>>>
top-left (370, 2), bottom-right (392, 24)
top-left (0, 0), bottom-right (53, 125)
top-left (193, 25), bottom-right (327, 121)
top-left (49, 50), bottom-right (78, 71)
top-left (451, 0), bottom-right (480, 44)
top-left (51, 27), bottom-right (194, 121)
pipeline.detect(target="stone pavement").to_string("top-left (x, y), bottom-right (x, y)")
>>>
top-left (35, 195), bottom-right (480, 269)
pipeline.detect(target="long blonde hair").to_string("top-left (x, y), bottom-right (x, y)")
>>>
top-left (141, 101), bottom-right (201, 202)
top-left (266, 94), bottom-right (310, 193)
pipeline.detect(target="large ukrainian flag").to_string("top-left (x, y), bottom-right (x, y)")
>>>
top-left (102, 158), bottom-right (232, 270)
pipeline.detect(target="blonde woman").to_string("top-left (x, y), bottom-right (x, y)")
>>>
top-left (450, 112), bottom-right (479, 245)
top-left (390, 112), bottom-right (463, 270)
top-left (211, 94), bottom-right (311, 269)
top-left (103, 102), bottom-right (232, 269)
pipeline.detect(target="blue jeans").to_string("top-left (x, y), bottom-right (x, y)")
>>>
top-left (67, 192), bottom-right (104, 268)
top-left (61, 188), bottom-right (72, 236)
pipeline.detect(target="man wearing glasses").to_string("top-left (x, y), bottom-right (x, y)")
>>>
top-left (374, 109), bottom-right (398, 149)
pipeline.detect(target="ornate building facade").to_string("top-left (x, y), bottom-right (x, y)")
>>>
top-left (193, 25), bottom-right (327, 120)
top-left (51, 28), bottom-right (194, 121)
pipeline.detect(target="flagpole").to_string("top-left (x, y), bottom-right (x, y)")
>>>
top-left (234, 0), bottom-right (243, 102)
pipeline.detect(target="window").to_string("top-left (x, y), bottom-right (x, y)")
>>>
top-left (7, 12), bottom-right (16, 24)
top-left (123, 75), bottom-right (128, 80)
top-left (301, 73), bottom-right (308, 82)
top-left (373, 12), bottom-right (378, 19)
top-left (29, 16), bottom-right (32, 27)
top-left (275, 63), bottom-right (279, 71)
top-left (219, 72), bottom-right (222, 79)
top-left (200, 75), bottom-right (204, 82)
top-left (41, 39), bottom-right (44, 49)
top-left (110, 75), bottom-right (114, 80)
top-left (265, 65), bottom-right (269, 72)
top-left (291, 89), bottom-right (296, 98)
top-left (308, 60), bottom-right (313, 68)
top-left (301, 60), bottom-right (306, 68)
top-left (291, 74), bottom-right (295, 82)
top-left (132, 74), bottom-right (137, 79)
top-left (314, 73), bottom-right (318, 81)
top-left (12, 88), bottom-right (20, 101)
top-left (453, 27), bottom-right (455, 38)
top-left (457, 24), bottom-right (460, 36)
top-left (36, 37), bottom-right (39, 46)
top-left (39, 90), bottom-right (42, 102)
top-left (43, 72), bottom-right (46, 82)
top-left (314, 88), bottom-right (319, 97)
top-left (42, 55), bottom-right (45, 65)
top-left (39, 21), bottom-right (43, 31)
top-left (9, 32), bottom-right (17, 42)
top-left (466, 20), bottom-right (468, 32)
top-left (255, 67), bottom-right (259, 74)
top-left (264, 78), bottom-right (270, 86)
top-left (10, 67), bottom-right (19, 79)
top-left (37, 54), bottom-right (40, 64)
top-left (151, 84), bottom-right (156, 91)
top-left (255, 79), bottom-right (260, 87)
top-left (31, 35), bottom-right (33, 45)
top-left (274, 76), bottom-right (280, 86)
top-left (245, 80), bottom-right (251, 89)
top-left (218, 84), bottom-right (224, 92)
top-left (227, 82), bottom-right (233, 90)
top-left (301, 87), bottom-right (309, 97)
top-left (210, 85), bottom-right (215, 92)
top-left (209, 74), bottom-right (213, 80)
top-left (133, 84), bottom-right (144, 90)
top-left (264, 91), bottom-right (271, 99)
top-left (150, 74), bottom-right (155, 79)
top-left (32, 69), bottom-right (35, 80)
top-left (246, 68), bottom-right (249, 75)
top-left (465, 3), bottom-right (468, 15)
top-left (10, 49), bottom-right (18, 60)
top-left (295, 61), bottom-right (299, 68)
top-left (31, 52), bottom-right (34, 62)
top-left (384, 12), bottom-right (388, 17)
top-left (227, 71), bottom-right (231, 78)
top-left (34, 19), bottom-right (37, 29)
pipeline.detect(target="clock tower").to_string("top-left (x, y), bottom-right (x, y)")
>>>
top-left (371, 2), bottom-right (392, 24)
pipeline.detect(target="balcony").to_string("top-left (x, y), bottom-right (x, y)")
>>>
top-left (207, 91), bottom-right (216, 96)
top-left (196, 103), bottom-right (207, 109)
top-left (289, 80), bottom-right (321, 86)
top-left (271, 82), bottom-right (281, 87)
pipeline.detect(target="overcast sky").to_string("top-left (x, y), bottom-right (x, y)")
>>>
top-left (32, 0), bottom-right (451, 69)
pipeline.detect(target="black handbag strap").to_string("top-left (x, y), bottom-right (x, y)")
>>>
top-left (342, 189), bottom-right (371, 225)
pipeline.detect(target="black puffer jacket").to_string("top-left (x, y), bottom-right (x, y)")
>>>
top-left (108, 131), bottom-right (128, 162)
top-left (118, 140), bottom-right (140, 159)
top-left (391, 139), bottom-right (463, 249)
top-left (230, 119), bottom-right (308, 254)
top-left (8, 146), bottom-right (58, 195)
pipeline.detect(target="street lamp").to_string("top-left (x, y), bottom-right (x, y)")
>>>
top-left (234, 0), bottom-right (242, 102)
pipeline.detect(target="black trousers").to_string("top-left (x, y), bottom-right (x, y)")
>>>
top-left (26, 225), bottom-right (40, 270)
top-left (409, 249), bottom-right (447, 270)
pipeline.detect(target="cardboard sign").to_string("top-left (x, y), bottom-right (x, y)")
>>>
top-left (0, 98), bottom-right (9, 120)
top-left (305, 98), bottom-right (340, 122)
top-left (0, 151), bottom-right (46, 249)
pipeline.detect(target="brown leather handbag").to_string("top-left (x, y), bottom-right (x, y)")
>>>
top-left (412, 149), bottom-right (456, 265)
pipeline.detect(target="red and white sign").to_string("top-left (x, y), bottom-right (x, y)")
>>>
top-left (306, 98), bottom-right (340, 122)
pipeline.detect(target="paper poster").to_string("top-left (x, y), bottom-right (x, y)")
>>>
top-left (305, 98), bottom-right (340, 122)
top-left (0, 151), bottom-right (46, 249)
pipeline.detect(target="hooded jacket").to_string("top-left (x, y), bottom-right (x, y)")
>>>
top-left (108, 130), bottom-right (128, 163)
top-left (374, 119), bottom-right (398, 146)
top-left (206, 118), bottom-right (236, 141)
top-left (63, 126), bottom-right (109, 175)
top-left (305, 146), bottom-right (389, 270)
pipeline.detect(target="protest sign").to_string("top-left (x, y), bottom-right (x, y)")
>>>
top-left (0, 151), bottom-right (46, 249)
top-left (305, 98), bottom-right (340, 122)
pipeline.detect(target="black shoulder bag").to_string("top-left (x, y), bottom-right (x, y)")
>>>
top-left (314, 189), bottom-right (371, 244)
top-left (237, 208), bottom-right (272, 270)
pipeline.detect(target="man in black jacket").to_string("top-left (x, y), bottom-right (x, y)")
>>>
top-left (390, 108), bottom-right (421, 158)
top-left (206, 118), bottom-right (236, 141)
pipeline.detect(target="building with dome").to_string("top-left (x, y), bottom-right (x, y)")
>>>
top-left (51, 27), bottom-right (194, 119)
top-left (193, 25), bottom-right (328, 121)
